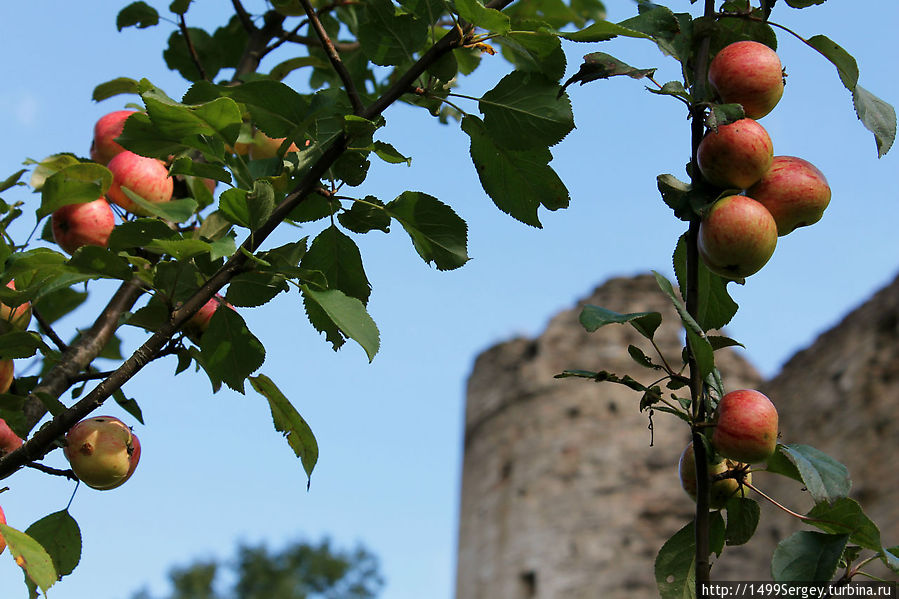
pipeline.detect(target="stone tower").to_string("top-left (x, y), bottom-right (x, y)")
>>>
top-left (454, 275), bottom-right (762, 598)
top-left (455, 273), bottom-right (899, 598)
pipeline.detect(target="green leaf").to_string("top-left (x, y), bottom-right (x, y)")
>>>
top-left (67, 246), bottom-right (134, 280)
top-left (807, 34), bottom-right (858, 91)
top-left (558, 19), bottom-right (653, 43)
top-left (777, 444), bottom-right (851, 504)
top-left (250, 374), bottom-right (319, 487)
top-left (218, 80), bottom-right (313, 139)
top-left (302, 286), bottom-right (380, 361)
top-left (462, 115), bottom-right (569, 228)
top-left (92, 77), bottom-right (142, 102)
top-left (146, 238), bottom-right (214, 261)
top-left (0, 332), bottom-right (43, 360)
top-left (479, 71), bottom-right (574, 149)
top-left (142, 93), bottom-right (242, 150)
top-left (0, 169), bottom-right (27, 193)
top-left (685, 327), bottom-right (715, 380)
top-left (226, 272), bottom-right (288, 307)
top-left (673, 233), bottom-right (738, 331)
top-left (169, 0), bottom-right (192, 15)
top-left (454, 0), bottom-right (510, 34)
top-left (32, 287), bottom-right (88, 324)
top-left (0, 524), bottom-right (57, 594)
top-left (853, 86), bottom-right (896, 158)
top-left (725, 497), bottom-right (760, 546)
top-left (497, 27), bottom-right (566, 82)
top-left (199, 307), bottom-right (265, 393)
top-left (358, 0), bottom-right (428, 66)
top-left (648, 81), bottom-right (692, 104)
top-left (24, 510), bottom-right (81, 580)
top-left (123, 190), bottom-right (198, 223)
top-left (107, 218), bottom-right (179, 251)
top-left (772, 531), bottom-right (847, 582)
top-left (331, 151), bottom-right (370, 187)
top-left (386, 191), bottom-right (469, 271)
top-left (654, 520), bottom-right (695, 599)
top-left (163, 28), bottom-right (221, 82)
top-left (785, 0), bottom-right (826, 6)
top-left (169, 157), bottom-right (232, 184)
top-left (578, 305), bottom-right (662, 340)
top-left (806, 498), bottom-right (881, 552)
top-left (338, 197), bottom-right (391, 234)
top-left (371, 141), bottom-right (411, 165)
top-left (39, 164), bottom-right (113, 219)
top-left (117, 1), bottom-right (159, 30)
top-left (300, 226), bottom-right (371, 304)
top-left (560, 52), bottom-right (656, 95)
top-left (29, 154), bottom-right (80, 192)
top-left (710, 511), bottom-right (726, 557)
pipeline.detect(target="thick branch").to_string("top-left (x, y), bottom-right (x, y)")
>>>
top-left (299, 0), bottom-right (365, 114)
top-left (21, 278), bottom-right (147, 432)
top-left (232, 10), bottom-right (287, 81)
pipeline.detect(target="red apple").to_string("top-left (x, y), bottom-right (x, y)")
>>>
top-left (699, 195), bottom-right (777, 279)
top-left (64, 416), bottom-right (141, 490)
top-left (106, 151), bottom-right (174, 215)
top-left (712, 389), bottom-right (778, 464)
top-left (678, 442), bottom-right (750, 510)
top-left (185, 295), bottom-right (234, 336)
top-left (709, 41), bottom-right (785, 120)
top-left (90, 110), bottom-right (138, 165)
top-left (0, 282), bottom-right (31, 331)
top-left (52, 198), bottom-right (116, 254)
top-left (0, 360), bottom-right (13, 395)
top-left (248, 132), bottom-right (301, 160)
top-left (697, 118), bottom-right (774, 190)
top-left (0, 505), bottom-right (6, 554)
top-left (747, 156), bottom-right (831, 236)
top-left (0, 417), bottom-right (22, 456)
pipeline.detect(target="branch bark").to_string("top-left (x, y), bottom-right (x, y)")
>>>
top-left (689, 0), bottom-right (716, 592)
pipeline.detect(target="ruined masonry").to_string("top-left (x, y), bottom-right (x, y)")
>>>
top-left (455, 273), bottom-right (899, 598)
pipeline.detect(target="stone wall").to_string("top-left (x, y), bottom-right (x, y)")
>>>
top-left (455, 273), bottom-right (899, 598)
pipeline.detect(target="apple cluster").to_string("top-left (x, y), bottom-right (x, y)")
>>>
top-left (697, 41), bottom-right (832, 279)
top-left (679, 389), bottom-right (778, 510)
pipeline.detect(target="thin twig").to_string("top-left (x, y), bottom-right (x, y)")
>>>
top-left (25, 462), bottom-right (78, 481)
top-left (32, 307), bottom-right (69, 353)
top-left (298, 0), bottom-right (365, 113)
top-left (232, 0), bottom-right (256, 32)
top-left (179, 14), bottom-right (208, 81)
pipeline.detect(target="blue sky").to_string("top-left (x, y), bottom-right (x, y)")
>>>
top-left (0, 1), bottom-right (897, 598)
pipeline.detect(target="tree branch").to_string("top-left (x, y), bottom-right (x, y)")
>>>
top-left (179, 14), bottom-right (208, 81)
top-left (21, 278), bottom-right (147, 432)
top-left (232, 0), bottom-right (256, 33)
top-left (299, 0), bottom-right (365, 114)
top-left (689, 0), bottom-right (716, 592)
top-left (32, 307), bottom-right (68, 353)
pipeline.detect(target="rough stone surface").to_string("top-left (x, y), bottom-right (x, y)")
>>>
top-left (455, 273), bottom-right (899, 598)
top-left (455, 274), bottom-right (762, 599)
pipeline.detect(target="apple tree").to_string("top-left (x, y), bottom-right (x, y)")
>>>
top-left (0, 0), bottom-right (895, 598)
top-left (0, 0), bottom-right (591, 593)
top-left (553, 1), bottom-right (898, 596)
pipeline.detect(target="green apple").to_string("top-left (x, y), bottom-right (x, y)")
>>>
top-left (678, 442), bottom-right (750, 510)
top-left (64, 416), bottom-right (141, 490)
top-left (712, 390), bottom-right (778, 464)
top-left (747, 156), bottom-right (831, 236)
top-left (0, 281), bottom-right (31, 331)
top-left (709, 41), bottom-right (784, 120)
top-left (698, 195), bottom-right (777, 279)
top-left (697, 118), bottom-right (774, 190)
